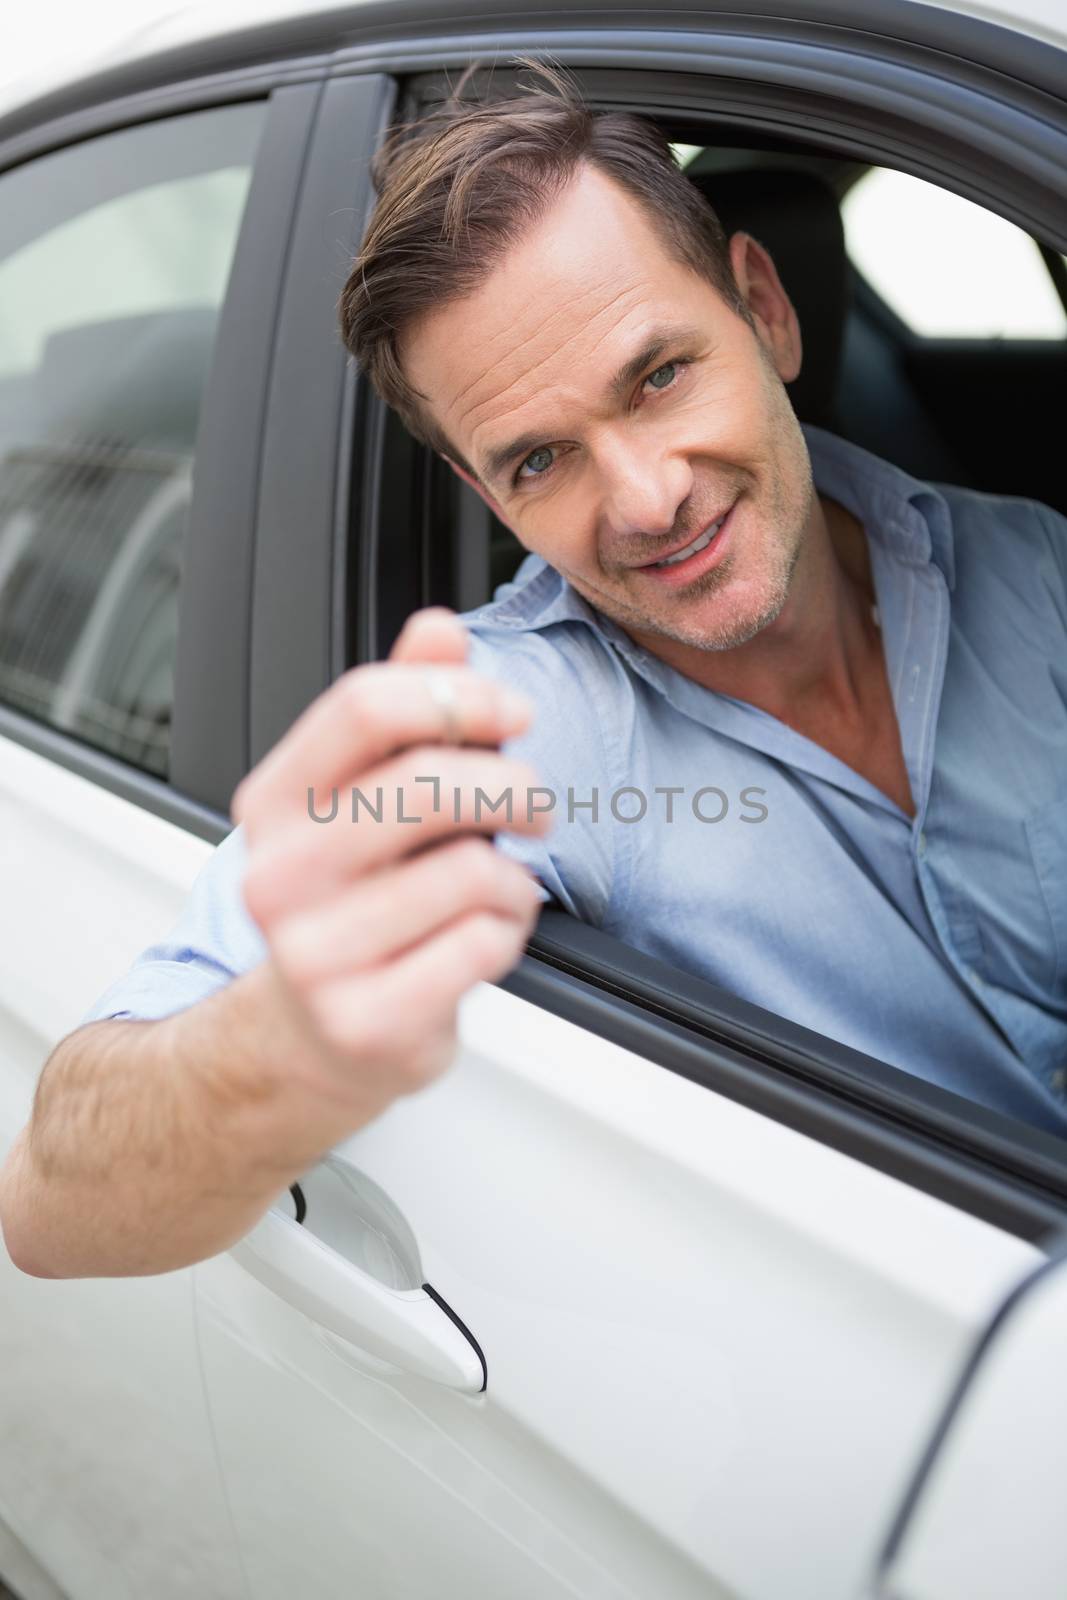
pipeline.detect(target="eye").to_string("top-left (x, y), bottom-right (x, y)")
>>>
top-left (644, 360), bottom-right (679, 392)
top-left (517, 445), bottom-right (555, 481)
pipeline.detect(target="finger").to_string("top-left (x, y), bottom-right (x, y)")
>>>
top-left (242, 748), bottom-right (551, 927)
top-left (232, 663), bottom-right (534, 833)
top-left (308, 908), bottom-right (531, 1078)
top-left (388, 607), bottom-right (468, 666)
top-left (272, 838), bottom-right (541, 985)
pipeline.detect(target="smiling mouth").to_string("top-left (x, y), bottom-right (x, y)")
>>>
top-left (640, 509), bottom-right (731, 570)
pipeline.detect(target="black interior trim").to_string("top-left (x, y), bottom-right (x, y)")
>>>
top-left (502, 913), bottom-right (1067, 1245)
top-left (1039, 241), bottom-right (1067, 316)
top-left (353, 396), bottom-right (429, 664)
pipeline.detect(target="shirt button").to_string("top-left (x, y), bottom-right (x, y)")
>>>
top-left (1050, 1068), bottom-right (1067, 1095)
top-left (968, 967), bottom-right (983, 988)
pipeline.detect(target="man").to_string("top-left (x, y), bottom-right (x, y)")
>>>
top-left (3, 61), bottom-right (1065, 1279)
top-left (344, 63), bottom-right (1067, 1137)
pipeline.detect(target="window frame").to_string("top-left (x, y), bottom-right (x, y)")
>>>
top-left (339, 31), bottom-right (1067, 1242)
top-left (245, 71), bottom-right (396, 771)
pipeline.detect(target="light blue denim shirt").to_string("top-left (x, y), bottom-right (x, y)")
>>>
top-left (84, 426), bottom-right (1067, 1136)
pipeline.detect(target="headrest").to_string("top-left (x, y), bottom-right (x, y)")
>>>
top-left (686, 168), bottom-right (848, 429)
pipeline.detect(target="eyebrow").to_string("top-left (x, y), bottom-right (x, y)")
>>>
top-left (478, 322), bottom-right (704, 489)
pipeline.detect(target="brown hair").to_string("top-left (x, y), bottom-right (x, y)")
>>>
top-left (339, 57), bottom-right (748, 478)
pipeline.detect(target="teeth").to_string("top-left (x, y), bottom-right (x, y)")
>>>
top-left (653, 516), bottom-right (724, 568)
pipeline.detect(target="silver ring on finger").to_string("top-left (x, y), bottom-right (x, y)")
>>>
top-left (422, 667), bottom-right (462, 745)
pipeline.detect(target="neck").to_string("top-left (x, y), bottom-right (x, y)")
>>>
top-left (628, 493), bottom-right (879, 726)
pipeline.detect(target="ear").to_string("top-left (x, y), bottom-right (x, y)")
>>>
top-left (728, 231), bottom-right (802, 385)
top-left (442, 455), bottom-right (519, 536)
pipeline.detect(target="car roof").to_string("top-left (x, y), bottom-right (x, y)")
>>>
top-left (0, 0), bottom-right (338, 122)
top-left (1, 0), bottom-right (1064, 129)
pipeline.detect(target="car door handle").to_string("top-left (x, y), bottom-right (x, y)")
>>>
top-left (230, 1206), bottom-right (486, 1393)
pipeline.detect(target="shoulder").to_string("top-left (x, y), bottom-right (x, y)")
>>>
top-left (936, 480), bottom-right (1066, 545)
top-left (803, 423), bottom-right (1066, 597)
top-left (936, 482), bottom-right (1067, 612)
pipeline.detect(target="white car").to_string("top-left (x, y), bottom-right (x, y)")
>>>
top-left (1, 3), bottom-right (1066, 1597)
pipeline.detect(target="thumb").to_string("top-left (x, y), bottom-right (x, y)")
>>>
top-left (388, 606), bottom-right (469, 666)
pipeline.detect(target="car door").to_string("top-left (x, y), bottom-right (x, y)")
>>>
top-left (0, 71), bottom-right (321, 1599)
top-left (191, 15), bottom-right (1067, 1600)
top-left (196, 984), bottom-right (1051, 1600)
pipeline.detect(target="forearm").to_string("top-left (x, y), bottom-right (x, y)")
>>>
top-left (0, 963), bottom-right (374, 1279)
top-left (0, 618), bottom-right (542, 1280)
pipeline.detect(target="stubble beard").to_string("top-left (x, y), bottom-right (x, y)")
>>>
top-left (562, 355), bottom-right (816, 655)
top-left (592, 447), bottom-right (814, 653)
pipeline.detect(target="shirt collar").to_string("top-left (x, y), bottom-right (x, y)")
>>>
top-left (478, 424), bottom-right (956, 637)
top-left (801, 423), bottom-right (956, 592)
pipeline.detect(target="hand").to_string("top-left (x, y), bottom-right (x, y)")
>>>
top-left (230, 609), bottom-right (548, 1119)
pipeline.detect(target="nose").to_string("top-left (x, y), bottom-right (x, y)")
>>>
top-left (596, 432), bottom-right (693, 545)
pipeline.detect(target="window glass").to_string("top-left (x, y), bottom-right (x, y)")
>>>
top-left (0, 104), bottom-right (264, 776)
top-left (841, 167), bottom-right (1067, 339)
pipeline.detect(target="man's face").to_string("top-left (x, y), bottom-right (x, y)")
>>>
top-left (402, 163), bottom-right (815, 654)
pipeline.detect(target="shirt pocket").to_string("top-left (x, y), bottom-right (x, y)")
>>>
top-left (1025, 793), bottom-right (1067, 995)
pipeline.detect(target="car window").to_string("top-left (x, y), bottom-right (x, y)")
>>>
top-left (370, 94), bottom-right (1067, 1154)
top-left (841, 166), bottom-right (1067, 339)
top-left (0, 103), bottom-right (264, 777)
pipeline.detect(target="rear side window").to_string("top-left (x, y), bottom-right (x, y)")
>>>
top-left (842, 166), bottom-right (1067, 340)
top-left (0, 103), bottom-right (263, 777)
